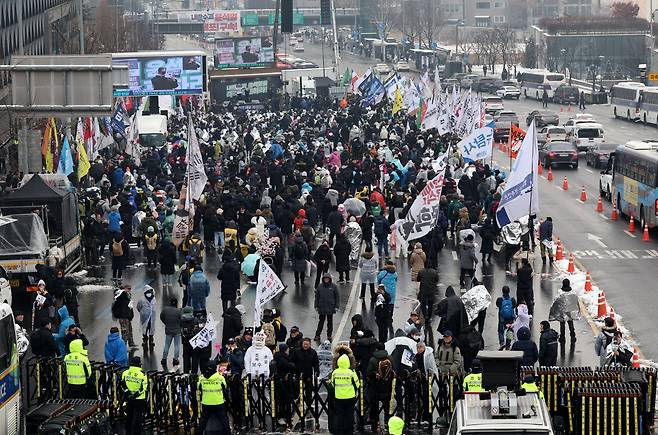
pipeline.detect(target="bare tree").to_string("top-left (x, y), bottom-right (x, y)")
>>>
top-left (394, 0), bottom-right (423, 47)
top-left (417, 0), bottom-right (444, 49)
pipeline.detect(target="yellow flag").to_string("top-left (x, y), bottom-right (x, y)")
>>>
top-left (41, 118), bottom-right (53, 172)
top-left (76, 121), bottom-right (91, 179)
top-left (392, 87), bottom-right (403, 115)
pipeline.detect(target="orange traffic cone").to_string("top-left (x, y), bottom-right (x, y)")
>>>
top-left (580, 187), bottom-right (587, 202)
top-left (538, 162), bottom-right (543, 175)
top-left (555, 238), bottom-right (563, 261)
top-left (597, 292), bottom-right (608, 318)
top-left (596, 197), bottom-right (603, 212)
top-left (563, 176), bottom-right (569, 191)
top-left (611, 202), bottom-right (618, 220)
top-left (560, 106), bottom-right (564, 113)
top-left (567, 253), bottom-right (575, 273)
top-left (633, 347), bottom-right (640, 368)
top-left (584, 272), bottom-right (592, 292)
top-left (547, 166), bottom-right (553, 181)
top-left (629, 215), bottom-right (636, 233)
top-left (643, 224), bottom-right (650, 242)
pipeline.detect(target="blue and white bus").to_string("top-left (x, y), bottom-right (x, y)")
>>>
top-left (0, 303), bottom-right (20, 434)
top-left (611, 141), bottom-right (658, 229)
top-left (519, 69), bottom-right (565, 100)
top-left (610, 82), bottom-right (645, 121)
top-left (639, 87), bottom-right (658, 125)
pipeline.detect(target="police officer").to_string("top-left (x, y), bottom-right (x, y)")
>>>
top-left (63, 338), bottom-right (92, 398)
top-left (330, 354), bottom-right (360, 434)
top-left (197, 360), bottom-right (230, 434)
top-left (521, 374), bottom-right (544, 399)
top-left (121, 356), bottom-right (148, 435)
top-left (462, 358), bottom-right (484, 393)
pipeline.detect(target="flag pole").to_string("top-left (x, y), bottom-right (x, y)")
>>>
top-left (526, 120), bottom-right (536, 261)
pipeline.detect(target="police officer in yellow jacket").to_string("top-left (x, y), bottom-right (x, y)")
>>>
top-left (330, 354), bottom-right (360, 434)
top-left (522, 375), bottom-right (544, 399)
top-left (121, 356), bottom-right (148, 435)
top-left (198, 360), bottom-right (229, 434)
top-left (463, 358), bottom-right (484, 393)
top-left (64, 338), bottom-right (92, 399)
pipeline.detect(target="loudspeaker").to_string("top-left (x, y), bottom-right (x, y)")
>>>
top-left (320, 0), bottom-right (331, 25)
top-left (281, 0), bottom-right (293, 33)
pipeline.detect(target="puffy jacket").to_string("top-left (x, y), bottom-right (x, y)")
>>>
top-left (458, 240), bottom-right (478, 270)
top-left (511, 326), bottom-right (539, 366)
top-left (595, 326), bottom-right (616, 366)
top-left (104, 332), bottom-right (128, 367)
top-left (54, 305), bottom-right (75, 357)
top-left (358, 251), bottom-right (378, 284)
top-left (217, 259), bottom-right (241, 301)
top-left (315, 275), bottom-right (339, 315)
top-left (435, 341), bottom-right (463, 375)
top-left (377, 264), bottom-right (398, 304)
top-left (108, 210), bottom-right (121, 234)
top-left (539, 327), bottom-right (559, 366)
top-left (417, 267), bottom-right (439, 301)
top-left (188, 270), bottom-right (211, 312)
top-left (160, 305), bottom-right (182, 336)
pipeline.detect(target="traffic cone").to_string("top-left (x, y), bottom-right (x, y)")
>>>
top-left (584, 272), bottom-right (592, 292)
top-left (611, 202), bottom-right (618, 220)
top-left (555, 238), bottom-right (564, 261)
top-left (629, 215), bottom-right (636, 233)
top-left (547, 166), bottom-right (553, 181)
top-left (580, 187), bottom-right (587, 202)
top-left (560, 106), bottom-right (564, 113)
top-left (633, 347), bottom-right (640, 368)
top-left (643, 224), bottom-right (650, 242)
top-left (563, 176), bottom-right (569, 191)
top-left (567, 253), bottom-right (575, 273)
top-left (597, 292), bottom-right (608, 318)
top-left (538, 162), bottom-right (543, 175)
top-left (610, 307), bottom-right (616, 322)
top-left (596, 197), bottom-right (603, 212)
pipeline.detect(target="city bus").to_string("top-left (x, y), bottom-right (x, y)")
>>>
top-left (610, 141), bottom-right (658, 229)
top-left (610, 82), bottom-right (645, 121)
top-left (519, 69), bottom-right (565, 100)
top-left (0, 303), bottom-right (20, 434)
top-left (639, 86), bottom-right (658, 125)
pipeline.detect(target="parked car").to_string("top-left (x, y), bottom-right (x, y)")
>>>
top-left (537, 126), bottom-right (568, 144)
top-left (539, 141), bottom-right (579, 169)
top-left (493, 111), bottom-right (520, 142)
top-left (586, 143), bottom-right (618, 168)
top-left (460, 78), bottom-right (474, 89)
top-left (374, 63), bottom-right (391, 75)
top-left (293, 44), bottom-right (305, 52)
top-left (599, 159), bottom-right (614, 200)
top-left (483, 96), bottom-right (504, 114)
top-left (526, 110), bottom-right (559, 127)
top-left (552, 85), bottom-right (580, 105)
top-left (395, 61), bottom-right (410, 71)
top-left (569, 122), bottom-right (605, 152)
top-left (496, 86), bottom-right (521, 99)
top-left (442, 78), bottom-right (459, 91)
top-left (473, 76), bottom-right (497, 93)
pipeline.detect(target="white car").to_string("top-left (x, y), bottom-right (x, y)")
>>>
top-left (289, 37), bottom-right (298, 46)
top-left (496, 86), bottom-right (521, 100)
top-left (563, 117), bottom-right (598, 134)
top-left (395, 61), bottom-right (410, 71)
top-left (483, 96), bottom-right (504, 113)
top-left (374, 63), bottom-right (391, 75)
top-left (293, 44), bottom-right (305, 52)
top-left (537, 126), bottom-right (568, 144)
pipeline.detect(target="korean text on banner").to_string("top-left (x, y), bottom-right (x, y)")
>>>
top-left (254, 261), bottom-right (286, 323)
top-left (457, 127), bottom-right (494, 163)
top-left (189, 313), bottom-right (217, 349)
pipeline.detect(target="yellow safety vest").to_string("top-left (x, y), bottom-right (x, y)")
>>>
top-left (198, 372), bottom-right (227, 406)
top-left (64, 352), bottom-right (90, 386)
top-left (122, 366), bottom-right (148, 400)
top-left (330, 368), bottom-right (360, 400)
top-left (522, 382), bottom-right (544, 399)
top-left (463, 373), bottom-right (484, 392)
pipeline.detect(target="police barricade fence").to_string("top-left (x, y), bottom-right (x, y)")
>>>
top-left (23, 356), bottom-right (465, 432)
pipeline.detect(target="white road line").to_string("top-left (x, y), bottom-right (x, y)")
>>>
top-left (451, 251), bottom-right (458, 261)
top-left (540, 175), bottom-right (547, 180)
top-left (585, 168), bottom-right (594, 174)
top-left (598, 213), bottom-right (609, 220)
top-left (334, 271), bottom-right (362, 342)
top-left (554, 185), bottom-right (563, 191)
top-left (624, 230), bottom-right (637, 238)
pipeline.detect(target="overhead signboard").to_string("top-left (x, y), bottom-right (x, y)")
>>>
top-left (267, 12), bottom-right (304, 25)
top-left (204, 11), bottom-right (241, 34)
top-left (215, 37), bottom-right (274, 69)
top-left (242, 13), bottom-right (259, 26)
top-left (112, 52), bottom-right (206, 97)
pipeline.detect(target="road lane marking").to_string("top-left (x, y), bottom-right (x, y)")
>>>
top-left (585, 168), bottom-right (594, 174)
top-left (623, 231), bottom-right (637, 238)
top-left (334, 270), bottom-right (362, 342)
top-left (598, 213), bottom-right (609, 220)
top-left (554, 185), bottom-right (563, 191)
top-left (452, 251), bottom-right (458, 261)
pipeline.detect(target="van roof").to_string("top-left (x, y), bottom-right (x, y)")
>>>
top-left (457, 392), bottom-right (553, 431)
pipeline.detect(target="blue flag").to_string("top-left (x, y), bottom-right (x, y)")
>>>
top-left (111, 100), bottom-right (127, 138)
top-left (57, 136), bottom-right (74, 176)
top-left (364, 77), bottom-right (385, 107)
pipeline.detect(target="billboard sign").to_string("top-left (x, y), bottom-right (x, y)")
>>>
top-left (215, 37), bottom-right (274, 68)
top-left (112, 53), bottom-right (206, 97)
top-left (205, 11), bottom-right (241, 34)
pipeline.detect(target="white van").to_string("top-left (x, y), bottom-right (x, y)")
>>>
top-left (137, 114), bottom-right (168, 148)
top-left (570, 122), bottom-right (605, 152)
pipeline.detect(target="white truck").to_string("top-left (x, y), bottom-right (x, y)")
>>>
top-left (137, 113), bottom-right (168, 148)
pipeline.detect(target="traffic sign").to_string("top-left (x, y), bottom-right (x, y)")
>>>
top-left (648, 72), bottom-right (658, 81)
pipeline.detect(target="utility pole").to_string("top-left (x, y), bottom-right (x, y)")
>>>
top-left (78, 0), bottom-right (85, 54)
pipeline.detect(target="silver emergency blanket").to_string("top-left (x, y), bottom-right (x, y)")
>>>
top-left (548, 292), bottom-right (582, 322)
top-left (344, 222), bottom-right (363, 264)
top-left (501, 215), bottom-right (530, 245)
top-left (460, 285), bottom-right (492, 324)
top-left (343, 198), bottom-right (366, 217)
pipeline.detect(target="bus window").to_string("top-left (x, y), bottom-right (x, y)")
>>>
top-left (0, 315), bottom-right (15, 372)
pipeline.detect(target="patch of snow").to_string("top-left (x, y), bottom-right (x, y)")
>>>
top-left (77, 284), bottom-right (115, 292)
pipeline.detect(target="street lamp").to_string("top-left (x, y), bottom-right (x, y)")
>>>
top-left (598, 55), bottom-right (605, 93)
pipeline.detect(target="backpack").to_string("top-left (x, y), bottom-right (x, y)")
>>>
top-left (374, 216), bottom-right (387, 235)
top-left (500, 296), bottom-right (514, 321)
top-left (262, 322), bottom-right (276, 346)
top-left (145, 234), bottom-right (158, 251)
top-left (112, 239), bottom-right (124, 257)
top-left (273, 319), bottom-right (287, 343)
top-left (189, 240), bottom-right (201, 258)
top-left (294, 242), bottom-right (306, 260)
top-left (181, 311), bottom-right (196, 336)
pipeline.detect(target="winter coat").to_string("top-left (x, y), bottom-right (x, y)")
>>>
top-left (353, 335), bottom-right (378, 372)
top-left (457, 325), bottom-right (484, 370)
top-left (333, 237), bottom-right (351, 272)
top-left (595, 326), bottom-right (616, 366)
top-left (292, 347), bottom-right (319, 379)
top-left (160, 305), bottom-right (182, 336)
top-left (479, 221), bottom-right (497, 254)
top-left (326, 210), bottom-right (343, 234)
top-left (517, 264), bottom-right (533, 291)
top-left (332, 343), bottom-right (357, 369)
top-left (313, 244), bottom-right (333, 272)
top-left (539, 220), bottom-right (553, 241)
top-left (112, 290), bottom-right (134, 321)
top-left (315, 277), bottom-right (339, 315)
top-left (458, 240), bottom-right (478, 270)
top-left (136, 296), bottom-right (157, 336)
top-left (54, 305), bottom-right (75, 356)
top-left (188, 270), bottom-right (211, 312)
top-left (291, 236), bottom-right (309, 273)
top-left (436, 287), bottom-right (468, 337)
top-left (217, 259), bottom-right (241, 301)
top-left (435, 341), bottom-right (463, 375)
top-left (30, 327), bottom-right (58, 358)
top-left (104, 332), bottom-right (128, 367)
top-left (511, 326), bottom-right (539, 366)
top-left (274, 351), bottom-right (297, 377)
top-left (376, 264), bottom-right (398, 304)
top-left (358, 251), bottom-right (378, 284)
top-left (513, 304), bottom-right (531, 338)
top-left (539, 327), bottom-right (559, 366)
top-left (222, 306), bottom-right (243, 345)
top-left (409, 247), bottom-right (427, 281)
top-left (417, 267), bottom-right (439, 302)
top-left (158, 241), bottom-right (177, 275)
